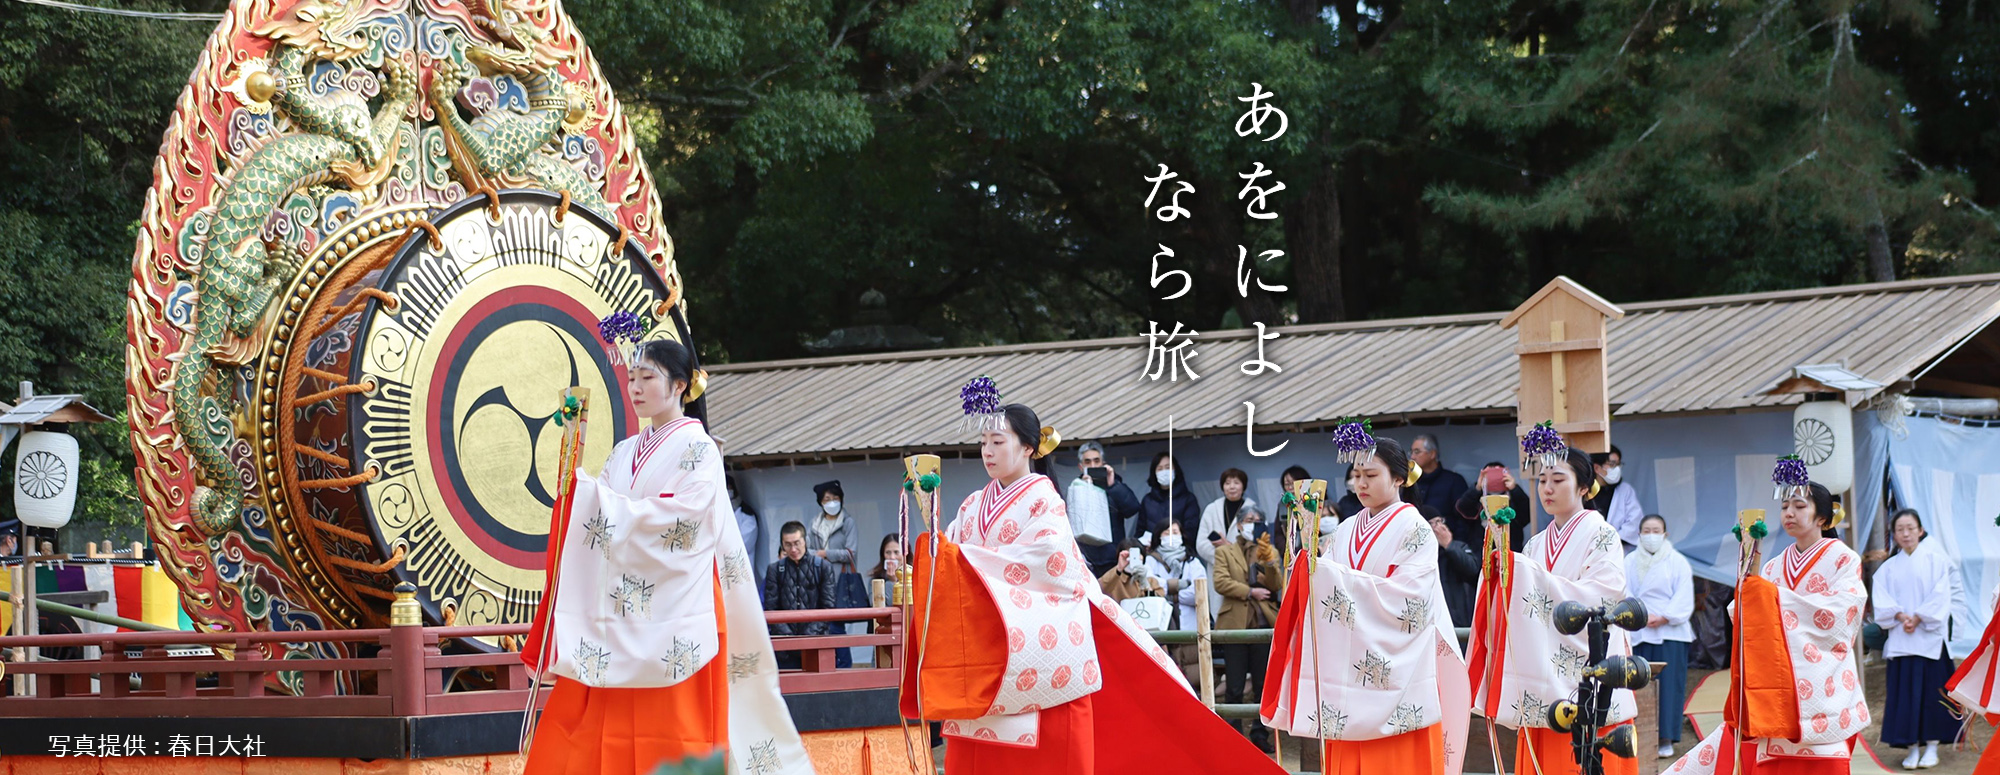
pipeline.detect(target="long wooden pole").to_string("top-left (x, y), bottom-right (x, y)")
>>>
top-left (1196, 577), bottom-right (1214, 706)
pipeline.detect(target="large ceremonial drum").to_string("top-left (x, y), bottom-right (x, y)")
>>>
top-left (127, 0), bottom-right (688, 650)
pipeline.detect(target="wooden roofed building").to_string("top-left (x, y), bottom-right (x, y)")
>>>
top-left (708, 274), bottom-right (2000, 589)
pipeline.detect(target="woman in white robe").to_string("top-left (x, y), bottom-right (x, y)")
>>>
top-left (1469, 444), bottom-right (1637, 775)
top-left (900, 393), bottom-right (1282, 775)
top-left (1873, 509), bottom-right (1957, 769)
top-left (1625, 514), bottom-right (1694, 760)
top-left (1672, 480), bottom-right (1867, 775)
top-left (1260, 434), bottom-right (1469, 775)
top-left (522, 339), bottom-right (811, 775)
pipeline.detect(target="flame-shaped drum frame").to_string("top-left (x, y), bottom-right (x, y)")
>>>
top-left (126, 0), bottom-right (683, 652)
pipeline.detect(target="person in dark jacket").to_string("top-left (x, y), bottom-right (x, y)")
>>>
top-left (1452, 461), bottom-right (1531, 553)
top-left (1408, 434), bottom-right (1469, 521)
top-left (1428, 507), bottom-right (1480, 627)
top-left (1137, 451), bottom-right (1201, 551)
top-left (765, 520), bottom-right (849, 669)
top-left (764, 521), bottom-right (838, 643)
top-left (1071, 441), bottom-right (1144, 576)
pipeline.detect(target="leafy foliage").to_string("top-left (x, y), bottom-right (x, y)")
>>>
top-left (0, 1), bottom-right (211, 538)
top-left (3, 0), bottom-right (1999, 537)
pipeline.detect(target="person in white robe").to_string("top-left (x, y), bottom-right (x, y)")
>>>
top-left (1625, 514), bottom-right (1694, 759)
top-left (1873, 509), bottom-right (1958, 769)
top-left (522, 338), bottom-right (811, 775)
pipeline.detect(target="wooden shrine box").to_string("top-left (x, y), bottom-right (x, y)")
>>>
top-left (1500, 277), bottom-right (1626, 455)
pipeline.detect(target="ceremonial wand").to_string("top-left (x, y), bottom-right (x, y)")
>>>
top-left (519, 386), bottom-right (589, 756)
top-left (1283, 476), bottom-right (1328, 774)
top-left (896, 453), bottom-right (942, 775)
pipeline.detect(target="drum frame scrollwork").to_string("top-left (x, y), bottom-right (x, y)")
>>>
top-left (128, 0), bottom-right (683, 643)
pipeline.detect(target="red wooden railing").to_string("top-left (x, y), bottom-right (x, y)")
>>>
top-left (0, 607), bottom-right (902, 717)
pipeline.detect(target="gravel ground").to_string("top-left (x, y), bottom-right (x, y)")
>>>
top-left (1682, 660), bottom-right (1992, 774)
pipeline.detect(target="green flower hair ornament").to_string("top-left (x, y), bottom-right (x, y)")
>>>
top-left (550, 394), bottom-right (583, 426)
top-left (1731, 520), bottom-right (1770, 542)
top-left (1489, 506), bottom-right (1516, 526)
top-left (902, 472), bottom-right (942, 493)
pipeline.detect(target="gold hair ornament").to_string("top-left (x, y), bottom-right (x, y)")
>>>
top-left (1586, 480), bottom-right (1601, 500)
top-left (682, 368), bottom-right (708, 404)
top-left (1034, 427), bottom-right (1062, 459)
top-left (1405, 462), bottom-right (1422, 488)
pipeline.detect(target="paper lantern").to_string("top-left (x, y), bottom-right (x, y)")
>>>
top-left (1792, 401), bottom-right (1853, 493)
top-left (15, 430), bottom-right (79, 528)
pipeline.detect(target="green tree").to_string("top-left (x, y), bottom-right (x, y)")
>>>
top-left (0, 3), bottom-right (212, 540)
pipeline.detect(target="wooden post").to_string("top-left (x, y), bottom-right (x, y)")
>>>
top-left (387, 582), bottom-right (426, 716)
top-left (1195, 577), bottom-right (1214, 706)
top-left (1501, 276), bottom-right (1625, 456)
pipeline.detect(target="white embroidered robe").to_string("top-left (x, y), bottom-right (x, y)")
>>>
top-left (1262, 501), bottom-right (1471, 774)
top-left (937, 473), bottom-right (1186, 747)
top-left (1672, 537), bottom-right (1868, 772)
top-left (545, 417), bottom-right (812, 775)
top-left (1473, 509), bottom-right (1637, 729)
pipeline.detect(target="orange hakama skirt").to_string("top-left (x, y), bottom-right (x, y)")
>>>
top-left (523, 583), bottom-right (729, 775)
top-left (1324, 723), bottom-right (1445, 775)
top-left (1517, 724), bottom-right (1638, 775)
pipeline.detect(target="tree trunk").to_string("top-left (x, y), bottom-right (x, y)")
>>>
top-left (1864, 188), bottom-right (1896, 282)
top-left (1286, 166), bottom-right (1346, 323)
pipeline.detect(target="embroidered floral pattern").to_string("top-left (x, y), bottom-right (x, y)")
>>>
top-left (660, 517), bottom-right (700, 552)
top-left (609, 573), bottom-right (655, 618)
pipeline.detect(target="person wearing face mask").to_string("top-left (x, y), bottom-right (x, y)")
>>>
top-left (1139, 452), bottom-right (1202, 562)
top-left (1214, 504), bottom-right (1284, 752)
top-left (1144, 522), bottom-right (1208, 631)
top-left (1623, 515), bottom-right (1694, 759)
top-left (807, 480), bottom-right (860, 568)
top-left (1146, 522), bottom-right (1211, 688)
top-left (1586, 445), bottom-right (1645, 548)
top-left (807, 480), bottom-right (862, 668)
top-left (1068, 440), bottom-right (1144, 577)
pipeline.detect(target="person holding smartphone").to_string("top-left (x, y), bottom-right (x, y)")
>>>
top-left (1097, 539), bottom-right (1166, 601)
top-left (1068, 440), bottom-right (1142, 576)
top-left (1453, 461), bottom-right (1531, 552)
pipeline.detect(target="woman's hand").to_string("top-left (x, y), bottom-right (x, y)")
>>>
top-left (1249, 587), bottom-right (1271, 601)
top-left (1647, 615), bottom-right (1667, 629)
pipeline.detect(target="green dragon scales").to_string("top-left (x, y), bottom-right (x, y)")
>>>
top-left (172, 0), bottom-right (417, 536)
top-left (428, 17), bottom-right (612, 218)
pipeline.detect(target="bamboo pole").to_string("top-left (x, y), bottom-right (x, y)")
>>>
top-left (1195, 577), bottom-right (1214, 706)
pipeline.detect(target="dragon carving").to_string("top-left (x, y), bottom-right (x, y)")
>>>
top-left (430, 0), bottom-right (613, 217)
top-left (172, 0), bottom-right (416, 535)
